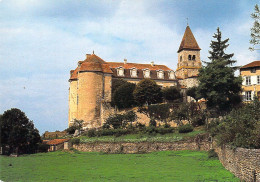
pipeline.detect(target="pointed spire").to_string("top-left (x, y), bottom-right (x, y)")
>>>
top-left (177, 26), bottom-right (201, 53)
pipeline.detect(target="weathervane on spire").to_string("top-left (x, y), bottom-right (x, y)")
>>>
top-left (186, 18), bottom-right (189, 26)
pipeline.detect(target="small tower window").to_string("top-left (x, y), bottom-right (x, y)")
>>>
top-left (180, 56), bottom-right (182, 62)
top-left (188, 55), bottom-right (192, 60)
top-left (192, 55), bottom-right (196, 60)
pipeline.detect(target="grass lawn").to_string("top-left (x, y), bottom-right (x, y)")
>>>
top-left (78, 129), bottom-right (206, 143)
top-left (0, 150), bottom-right (239, 182)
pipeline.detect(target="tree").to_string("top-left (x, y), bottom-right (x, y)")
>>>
top-left (186, 86), bottom-right (202, 101)
top-left (133, 79), bottom-right (163, 106)
top-left (162, 86), bottom-right (181, 102)
top-left (198, 28), bottom-right (242, 113)
top-left (250, 4), bottom-right (260, 51)
top-left (208, 27), bottom-right (235, 65)
top-left (112, 82), bottom-right (136, 109)
top-left (0, 108), bottom-right (41, 155)
top-left (138, 104), bottom-right (170, 126)
top-left (72, 119), bottom-right (83, 133)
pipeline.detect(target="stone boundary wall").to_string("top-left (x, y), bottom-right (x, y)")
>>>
top-left (215, 145), bottom-right (260, 182)
top-left (73, 140), bottom-right (211, 154)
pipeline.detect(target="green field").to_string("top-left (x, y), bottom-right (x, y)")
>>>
top-left (0, 150), bottom-right (239, 182)
top-left (78, 130), bottom-right (206, 143)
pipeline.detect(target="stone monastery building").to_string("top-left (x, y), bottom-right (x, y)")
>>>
top-left (68, 26), bottom-right (202, 128)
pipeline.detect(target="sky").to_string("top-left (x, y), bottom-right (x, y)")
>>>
top-left (0, 0), bottom-right (259, 134)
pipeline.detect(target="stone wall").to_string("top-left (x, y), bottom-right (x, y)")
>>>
top-left (215, 145), bottom-right (260, 182)
top-left (73, 139), bottom-right (211, 154)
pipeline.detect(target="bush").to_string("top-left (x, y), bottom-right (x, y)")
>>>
top-left (65, 125), bottom-right (77, 134)
top-left (156, 127), bottom-right (174, 135)
top-left (149, 119), bottom-right (157, 127)
top-left (103, 111), bottom-right (137, 129)
top-left (38, 143), bottom-right (49, 153)
top-left (87, 129), bottom-right (96, 137)
top-left (208, 149), bottom-right (218, 159)
top-left (162, 86), bottom-right (181, 102)
top-left (178, 124), bottom-right (194, 133)
top-left (71, 138), bottom-right (80, 145)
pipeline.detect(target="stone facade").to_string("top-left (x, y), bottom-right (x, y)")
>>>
top-left (68, 25), bottom-right (202, 129)
top-left (215, 145), bottom-right (260, 182)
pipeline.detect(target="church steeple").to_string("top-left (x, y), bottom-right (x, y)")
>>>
top-left (175, 25), bottom-right (202, 83)
top-left (177, 26), bottom-right (201, 53)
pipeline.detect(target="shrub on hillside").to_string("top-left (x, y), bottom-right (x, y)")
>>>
top-left (103, 111), bottom-right (137, 129)
top-left (71, 138), bottom-right (80, 145)
top-left (208, 149), bottom-right (218, 159)
top-left (178, 124), bottom-right (194, 133)
top-left (156, 127), bottom-right (174, 135)
top-left (65, 125), bottom-right (77, 134)
top-left (149, 119), bottom-right (157, 127)
top-left (87, 129), bottom-right (97, 137)
top-left (209, 98), bottom-right (260, 149)
top-left (162, 86), bottom-right (182, 102)
top-left (38, 143), bottom-right (49, 153)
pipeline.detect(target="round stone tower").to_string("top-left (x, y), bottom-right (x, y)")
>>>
top-left (68, 53), bottom-right (113, 128)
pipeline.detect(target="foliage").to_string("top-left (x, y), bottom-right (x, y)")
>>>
top-left (208, 149), bottom-right (218, 159)
top-left (149, 119), bottom-right (157, 127)
top-left (112, 82), bottom-right (136, 109)
top-left (72, 119), bottom-right (84, 131)
top-left (198, 28), bottom-right (242, 113)
top-left (65, 125), bottom-right (77, 134)
top-left (186, 86), bottom-right (202, 101)
top-left (37, 143), bottom-right (49, 153)
top-left (0, 108), bottom-right (41, 155)
top-left (87, 129), bottom-right (96, 137)
top-left (209, 99), bottom-right (260, 149)
top-left (178, 124), bottom-right (194, 133)
top-left (162, 86), bottom-right (181, 102)
top-left (71, 138), bottom-right (80, 145)
top-left (139, 104), bottom-right (170, 125)
top-left (103, 111), bottom-right (137, 129)
top-left (133, 79), bottom-right (163, 106)
top-left (250, 4), bottom-right (260, 51)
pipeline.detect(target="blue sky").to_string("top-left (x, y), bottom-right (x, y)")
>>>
top-left (0, 0), bottom-right (259, 134)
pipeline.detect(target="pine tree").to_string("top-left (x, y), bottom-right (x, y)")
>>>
top-left (208, 27), bottom-right (235, 65)
top-left (198, 28), bottom-right (242, 114)
top-left (250, 4), bottom-right (260, 51)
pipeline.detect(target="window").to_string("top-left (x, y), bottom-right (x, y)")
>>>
top-left (157, 70), bottom-right (164, 79)
top-left (168, 71), bottom-right (175, 79)
top-left (246, 76), bottom-right (251, 85)
top-left (130, 68), bottom-right (137, 77)
top-left (188, 55), bottom-right (192, 60)
top-left (117, 67), bottom-right (124, 76)
top-left (143, 69), bottom-right (150, 78)
top-left (258, 76), bottom-right (260, 84)
top-left (180, 56), bottom-right (182, 62)
top-left (245, 91), bottom-right (252, 101)
top-left (192, 55), bottom-right (196, 60)
top-left (251, 68), bottom-right (256, 73)
top-left (77, 95), bottom-right (79, 105)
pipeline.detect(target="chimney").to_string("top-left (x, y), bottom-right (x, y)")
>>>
top-left (124, 58), bottom-right (127, 64)
top-left (86, 54), bottom-right (91, 59)
top-left (151, 61), bottom-right (154, 66)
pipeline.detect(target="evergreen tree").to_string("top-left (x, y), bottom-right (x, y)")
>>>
top-left (208, 27), bottom-right (235, 65)
top-left (250, 4), bottom-right (260, 51)
top-left (198, 28), bottom-right (242, 114)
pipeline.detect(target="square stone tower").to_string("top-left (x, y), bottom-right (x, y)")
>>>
top-left (175, 26), bottom-right (202, 83)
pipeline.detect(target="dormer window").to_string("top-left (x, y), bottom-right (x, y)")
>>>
top-left (188, 55), bottom-right (192, 60)
top-left (117, 67), bottom-right (124, 76)
top-left (157, 70), bottom-right (164, 79)
top-left (192, 55), bottom-right (196, 60)
top-left (168, 71), bottom-right (175, 80)
top-left (130, 67), bottom-right (138, 77)
top-left (143, 68), bottom-right (150, 78)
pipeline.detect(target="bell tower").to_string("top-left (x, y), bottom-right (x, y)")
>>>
top-left (175, 25), bottom-right (201, 79)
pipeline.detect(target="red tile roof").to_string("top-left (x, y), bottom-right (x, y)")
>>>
top-left (69, 54), bottom-right (176, 81)
top-left (178, 26), bottom-right (201, 53)
top-left (240, 61), bottom-right (260, 69)
top-left (46, 139), bottom-right (70, 145)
